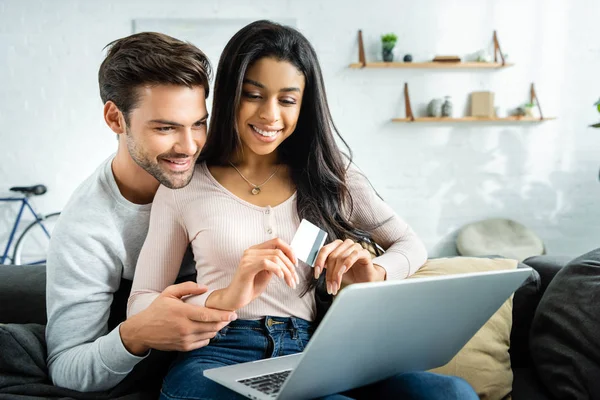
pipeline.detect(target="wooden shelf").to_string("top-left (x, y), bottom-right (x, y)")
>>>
top-left (399, 83), bottom-right (553, 123)
top-left (352, 30), bottom-right (510, 68)
top-left (349, 62), bottom-right (514, 69)
top-left (392, 117), bottom-right (556, 123)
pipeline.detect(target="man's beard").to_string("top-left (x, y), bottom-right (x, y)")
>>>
top-left (125, 129), bottom-right (197, 189)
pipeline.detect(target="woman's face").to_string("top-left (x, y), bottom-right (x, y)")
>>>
top-left (236, 57), bottom-right (305, 159)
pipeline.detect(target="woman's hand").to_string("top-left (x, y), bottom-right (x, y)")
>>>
top-left (314, 239), bottom-right (386, 295)
top-left (207, 238), bottom-right (299, 311)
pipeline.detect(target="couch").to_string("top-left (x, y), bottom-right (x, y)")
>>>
top-left (0, 255), bottom-right (571, 399)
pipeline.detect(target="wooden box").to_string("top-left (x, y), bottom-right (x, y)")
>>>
top-left (471, 92), bottom-right (495, 117)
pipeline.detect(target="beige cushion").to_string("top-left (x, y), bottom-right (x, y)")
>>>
top-left (456, 218), bottom-right (544, 262)
top-left (407, 257), bottom-right (517, 400)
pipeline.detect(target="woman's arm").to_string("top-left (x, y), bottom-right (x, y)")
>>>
top-left (346, 166), bottom-right (428, 280)
top-left (127, 185), bottom-right (190, 317)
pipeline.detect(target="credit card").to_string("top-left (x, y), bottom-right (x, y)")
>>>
top-left (290, 219), bottom-right (328, 267)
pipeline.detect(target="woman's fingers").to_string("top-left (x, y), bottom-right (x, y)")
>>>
top-left (259, 258), bottom-right (285, 280)
top-left (255, 249), bottom-right (298, 288)
top-left (242, 250), bottom-right (298, 290)
top-left (267, 254), bottom-right (298, 289)
top-left (314, 239), bottom-right (343, 280)
top-left (325, 240), bottom-right (356, 294)
top-left (330, 248), bottom-right (367, 295)
top-left (252, 237), bottom-right (297, 265)
top-left (271, 249), bottom-right (300, 286)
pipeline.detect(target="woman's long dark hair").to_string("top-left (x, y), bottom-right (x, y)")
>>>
top-left (200, 20), bottom-right (383, 312)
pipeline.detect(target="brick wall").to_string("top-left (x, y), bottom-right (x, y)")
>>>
top-left (1, 0), bottom-right (599, 258)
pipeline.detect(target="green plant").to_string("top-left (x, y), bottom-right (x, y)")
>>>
top-left (381, 33), bottom-right (398, 50)
top-left (593, 99), bottom-right (600, 128)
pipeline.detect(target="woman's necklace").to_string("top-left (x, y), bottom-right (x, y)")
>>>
top-left (229, 162), bottom-right (281, 195)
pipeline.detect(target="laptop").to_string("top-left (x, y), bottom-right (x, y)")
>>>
top-left (204, 268), bottom-right (531, 400)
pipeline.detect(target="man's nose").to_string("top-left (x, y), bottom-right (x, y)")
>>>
top-left (174, 129), bottom-right (198, 156)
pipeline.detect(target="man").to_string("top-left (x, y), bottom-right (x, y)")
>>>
top-left (45, 32), bottom-right (237, 393)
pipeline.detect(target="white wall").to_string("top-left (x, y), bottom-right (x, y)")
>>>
top-left (1, 0), bottom-right (599, 258)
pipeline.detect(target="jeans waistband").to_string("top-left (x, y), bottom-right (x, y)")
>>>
top-left (226, 316), bottom-right (314, 333)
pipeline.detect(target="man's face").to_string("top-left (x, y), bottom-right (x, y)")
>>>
top-left (125, 84), bottom-right (208, 189)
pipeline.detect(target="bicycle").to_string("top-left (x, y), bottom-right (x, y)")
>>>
top-left (0, 185), bottom-right (61, 265)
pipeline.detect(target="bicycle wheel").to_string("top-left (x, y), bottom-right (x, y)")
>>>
top-left (12, 212), bottom-right (61, 265)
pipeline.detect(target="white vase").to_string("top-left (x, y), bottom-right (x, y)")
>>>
top-left (525, 107), bottom-right (535, 118)
top-left (428, 99), bottom-right (443, 117)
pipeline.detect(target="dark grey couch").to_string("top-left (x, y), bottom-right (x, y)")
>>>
top-left (0, 257), bottom-right (570, 399)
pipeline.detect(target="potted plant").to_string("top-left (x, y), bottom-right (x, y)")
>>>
top-left (524, 102), bottom-right (536, 117)
top-left (381, 33), bottom-right (397, 62)
top-left (592, 98), bottom-right (600, 128)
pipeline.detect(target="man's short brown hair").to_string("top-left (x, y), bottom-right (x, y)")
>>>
top-left (99, 32), bottom-right (211, 123)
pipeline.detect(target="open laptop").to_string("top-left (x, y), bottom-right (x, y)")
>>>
top-left (204, 268), bottom-right (531, 400)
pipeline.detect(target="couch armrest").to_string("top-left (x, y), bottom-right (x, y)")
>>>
top-left (0, 264), bottom-right (47, 324)
top-left (522, 255), bottom-right (572, 293)
top-left (510, 255), bottom-right (570, 368)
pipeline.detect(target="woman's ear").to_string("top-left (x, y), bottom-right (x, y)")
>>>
top-left (104, 101), bottom-right (127, 135)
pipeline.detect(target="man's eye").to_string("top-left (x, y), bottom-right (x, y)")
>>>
top-left (156, 127), bottom-right (174, 132)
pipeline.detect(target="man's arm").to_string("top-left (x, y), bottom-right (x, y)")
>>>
top-left (45, 214), bottom-right (143, 392)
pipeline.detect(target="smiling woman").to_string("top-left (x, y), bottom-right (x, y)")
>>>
top-left (236, 58), bottom-right (305, 158)
top-left (127, 20), bottom-right (477, 400)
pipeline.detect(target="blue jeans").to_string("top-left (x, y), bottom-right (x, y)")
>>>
top-left (160, 316), bottom-right (478, 400)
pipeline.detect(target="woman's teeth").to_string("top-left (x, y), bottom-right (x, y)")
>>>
top-left (252, 125), bottom-right (281, 137)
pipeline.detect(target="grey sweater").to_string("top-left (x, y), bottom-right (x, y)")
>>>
top-left (45, 156), bottom-right (194, 392)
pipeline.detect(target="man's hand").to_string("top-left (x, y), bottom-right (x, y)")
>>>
top-left (120, 282), bottom-right (237, 356)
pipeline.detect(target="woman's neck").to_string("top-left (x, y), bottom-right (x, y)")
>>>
top-left (231, 149), bottom-right (280, 171)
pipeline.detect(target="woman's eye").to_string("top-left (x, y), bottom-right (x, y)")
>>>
top-left (280, 99), bottom-right (297, 105)
top-left (243, 91), bottom-right (261, 100)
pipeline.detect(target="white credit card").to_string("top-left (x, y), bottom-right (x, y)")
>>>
top-left (290, 219), bottom-right (328, 267)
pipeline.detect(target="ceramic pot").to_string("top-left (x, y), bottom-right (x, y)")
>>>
top-left (428, 99), bottom-right (443, 117)
top-left (442, 96), bottom-right (453, 117)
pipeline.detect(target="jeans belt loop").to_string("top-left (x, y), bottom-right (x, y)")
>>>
top-left (290, 317), bottom-right (299, 340)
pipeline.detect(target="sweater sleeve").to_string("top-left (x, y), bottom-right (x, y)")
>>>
top-left (127, 185), bottom-right (191, 318)
top-left (45, 211), bottom-right (146, 392)
top-left (346, 166), bottom-right (428, 279)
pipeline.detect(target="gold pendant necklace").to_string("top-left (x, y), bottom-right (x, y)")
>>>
top-left (229, 162), bottom-right (281, 195)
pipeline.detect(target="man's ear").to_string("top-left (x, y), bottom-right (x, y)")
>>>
top-left (104, 101), bottom-right (127, 135)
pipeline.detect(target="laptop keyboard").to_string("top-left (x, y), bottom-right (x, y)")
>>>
top-left (238, 370), bottom-right (292, 397)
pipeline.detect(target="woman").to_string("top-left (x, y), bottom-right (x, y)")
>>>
top-left (128, 20), bottom-right (478, 400)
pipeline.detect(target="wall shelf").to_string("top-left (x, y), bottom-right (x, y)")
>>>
top-left (392, 117), bottom-right (557, 123)
top-left (349, 62), bottom-right (514, 69)
top-left (398, 82), bottom-right (555, 123)
top-left (351, 30), bottom-right (509, 68)
top-left (350, 30), bottom-right (556, 123)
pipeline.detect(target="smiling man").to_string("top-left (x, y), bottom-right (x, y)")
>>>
top-left (45, 32), bottom-right (237, 394)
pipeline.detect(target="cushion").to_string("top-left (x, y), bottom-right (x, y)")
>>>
top-left (456, 218), bottom-right (544, 262)
top-left (0, 265), bottom-right (47, 324)
top-left (530, 248), bottom-right (600, 399)
top-left (408, 257), bottom-right (517, 400)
